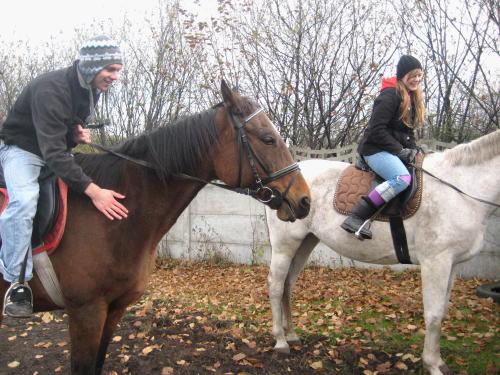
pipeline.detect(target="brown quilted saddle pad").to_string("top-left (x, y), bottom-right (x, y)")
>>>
top-left (333, 154), bottom-right (424, 221)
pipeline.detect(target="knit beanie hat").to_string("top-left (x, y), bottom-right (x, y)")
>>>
top-left (78, 35), bottom-right (123, 84)
top-left (396, 55), bottom-right (422, 80)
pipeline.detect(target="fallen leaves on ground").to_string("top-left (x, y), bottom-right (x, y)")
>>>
top-left (0, 259), bottom-right (498, 375)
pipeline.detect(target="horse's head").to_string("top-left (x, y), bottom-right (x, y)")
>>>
top-left (212, 80), bottom-right (311, 222)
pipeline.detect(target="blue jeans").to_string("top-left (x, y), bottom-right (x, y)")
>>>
top-left (0, 141), bottom-right (45, 283)
top-left (363, 151), bottom-right (410, 202)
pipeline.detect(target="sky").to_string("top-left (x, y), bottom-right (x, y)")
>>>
top-left (0, 0), bottom-right (218, 45)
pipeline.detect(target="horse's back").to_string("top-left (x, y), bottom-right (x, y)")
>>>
top-left (298, 159), bottom-right (348, 185)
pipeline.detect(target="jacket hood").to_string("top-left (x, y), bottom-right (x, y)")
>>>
top-left (381, 76), bottom-right (397, 91)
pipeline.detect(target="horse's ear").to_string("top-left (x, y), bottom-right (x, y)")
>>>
top-left (221, 79), bottom-right (234, 105)
top-left (221, 79), bottom-right (243, 115)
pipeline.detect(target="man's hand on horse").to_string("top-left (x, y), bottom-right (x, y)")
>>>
top-left (73, 124), bottom-right (91, 144)
top-left (397, 148), bottom-right (418, 164)
top-left (84, 183), bottom-right (128, 220)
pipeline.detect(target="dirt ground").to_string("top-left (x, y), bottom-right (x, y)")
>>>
top-left (0, 304), bottom-right (421, 375)
top-left (0, 261), bottom-right (497, 374)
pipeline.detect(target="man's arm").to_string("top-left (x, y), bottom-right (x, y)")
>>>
top-left (84, 183), bottom-right (128, 220)
top-left (32, 87), bottom-right (128, 220)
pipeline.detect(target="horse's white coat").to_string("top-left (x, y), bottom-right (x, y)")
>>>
top-left (265, 130), bottom-right (500, 375)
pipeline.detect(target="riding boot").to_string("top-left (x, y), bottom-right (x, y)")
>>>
top-left (340, 197), bottom-right (378, 239)
top-left (3, 283), bottom-right (33, 318)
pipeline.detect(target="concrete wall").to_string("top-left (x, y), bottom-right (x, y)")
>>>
top-left (158, 185), bottom-right (500, 280)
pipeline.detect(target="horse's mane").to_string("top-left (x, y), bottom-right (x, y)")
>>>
top-left (442, 130), bottom-right (500, 166)
top-left (75, 108), bottom-right (219, 189)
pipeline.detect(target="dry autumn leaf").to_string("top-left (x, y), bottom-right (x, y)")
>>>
top-left (310, 361), bottom-right (323, 370)
top-left (232, 353), bottom-right (246, 361)
top-left (376, 361), bottom-right (392, 373)
top-left (142, 346), bottom-right (154, 355)
top-left (41, 312), bottom-right (54, 323)
top-left (161, 367), bottom-right (174, 375)
top-left (394, 361), bottom-right (408, 370)
top-left (8, 361), bottom-right (20, 368)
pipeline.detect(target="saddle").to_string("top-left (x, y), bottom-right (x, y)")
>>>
top-left (0, 168), bottom-right (68, 255)
top-left (333, 153), bottom-right (424, 221)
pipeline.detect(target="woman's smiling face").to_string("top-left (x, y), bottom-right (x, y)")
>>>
top-left (401, 69), bottom-right (424, 92)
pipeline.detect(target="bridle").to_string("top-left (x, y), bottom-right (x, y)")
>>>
top-left (228, 106), bottom-right (300, 209)
top-left (88, 105), bottom-right (301, 210)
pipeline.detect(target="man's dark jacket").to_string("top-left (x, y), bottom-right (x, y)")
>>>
top-left (358, 77), bottom-right (417, 156)
top-left (0, 61), bottom-right (94, 192)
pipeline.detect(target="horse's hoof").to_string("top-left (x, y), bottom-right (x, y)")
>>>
top-left (274, 344), bottom-right (291, 354)
top-left (439, 364), bottom-right (452, 375)
top-left (286, 337), bottom-right (301, 345)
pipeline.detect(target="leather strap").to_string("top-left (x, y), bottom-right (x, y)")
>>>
top-left (414, 164), bottom-right (500, 208)
top-left (389, 216), bottom-right (412, 264)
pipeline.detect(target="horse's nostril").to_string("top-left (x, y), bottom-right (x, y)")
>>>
top-left (300, 196), bottom-right (311, 209)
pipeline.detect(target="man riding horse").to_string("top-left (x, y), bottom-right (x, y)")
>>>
top-left (0, 35), bottom-right (128, 318)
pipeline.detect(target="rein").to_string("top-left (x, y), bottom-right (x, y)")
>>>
top-left (413, 164), bottom-right (500, 208)
top-left (89, 142), bottom-right (262, 195)
top-left (87, 105), bottom-right (300, 209)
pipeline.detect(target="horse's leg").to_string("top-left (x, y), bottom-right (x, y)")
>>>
top-left (269, 249), bottom-right (294, 353)
top-left (95, 305), bottom-right (127, 374)
top-left (420, 258), bottom-right (456, 375)
top-left (282, 233), bottom-right (319, 345)
top-left (68, 301), bottom-right (108, 375)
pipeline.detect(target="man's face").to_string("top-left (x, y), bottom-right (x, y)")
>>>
top-left (92, 64), bottom-right (122, 92)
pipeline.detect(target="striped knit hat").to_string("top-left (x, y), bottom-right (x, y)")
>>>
top-left (78, 35), bottom-right (123, 84)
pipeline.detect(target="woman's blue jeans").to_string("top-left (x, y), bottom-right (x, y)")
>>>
top-left (363, 151), bottom-right (410, 202)
top-left (0, 141), bottom-right (45, 283)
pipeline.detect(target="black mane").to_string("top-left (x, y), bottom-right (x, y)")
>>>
top-left (75, 108), bottom-right (219, 189)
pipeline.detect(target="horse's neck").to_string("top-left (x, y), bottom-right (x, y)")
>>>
top-left (424, 153), bottom-right (500, 212)
top-left (127, 164), bottom-right (213, 240)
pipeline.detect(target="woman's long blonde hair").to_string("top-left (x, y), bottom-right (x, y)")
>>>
top-left (397, 70), bottom-right (426, 129)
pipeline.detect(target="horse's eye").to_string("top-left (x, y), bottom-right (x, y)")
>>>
top-left (261, 136), bottom-right (276, 145)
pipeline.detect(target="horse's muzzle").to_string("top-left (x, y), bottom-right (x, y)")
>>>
top-left (298, 196), bottom-right (311, 218)
top-left (277, 195), bottom-right (310, 222)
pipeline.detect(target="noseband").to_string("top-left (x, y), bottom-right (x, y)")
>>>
top-left (229, 107), bottom-right (300, 209)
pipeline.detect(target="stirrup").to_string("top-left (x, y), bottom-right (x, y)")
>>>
top-left (355, 219), bottom-right (372, 241)
top-left (3, 282), bottom-right (33, 316)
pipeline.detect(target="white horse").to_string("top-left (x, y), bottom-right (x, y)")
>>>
top-left (265, 130), bottom-right (500, 375)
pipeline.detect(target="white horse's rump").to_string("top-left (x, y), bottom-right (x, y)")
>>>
top-left (266, 130), bottom-right (500, 375)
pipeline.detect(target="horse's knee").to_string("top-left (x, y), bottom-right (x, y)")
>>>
top-left (424, 313), bottom-right (444, 332)
top-left (268, 275), bottom-right (285, 298)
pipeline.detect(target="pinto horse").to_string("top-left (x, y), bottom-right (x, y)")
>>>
top-left (265, 130), bottom-right (500, 375)
top-left (0, 80), bottom-right (311, 374)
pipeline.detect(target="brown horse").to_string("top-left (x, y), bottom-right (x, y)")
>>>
top-left (0, 80), bottom-right (311, 374)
